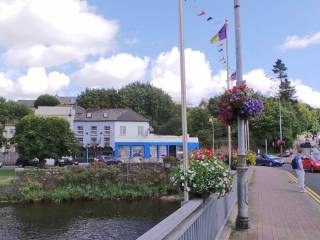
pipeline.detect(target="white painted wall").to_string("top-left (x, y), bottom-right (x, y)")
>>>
top-left (114, 121), bottom-right (150, 138)
top-left (35, 106), bottom-right (75, 129)
top-left (3, 124), bottom-right (15, 139)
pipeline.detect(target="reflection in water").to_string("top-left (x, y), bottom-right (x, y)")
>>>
top-left (0, 200), bottom-right (179, 240)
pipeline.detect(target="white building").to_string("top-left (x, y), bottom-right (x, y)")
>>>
top-left (35, 106), bottom-right (76, 129)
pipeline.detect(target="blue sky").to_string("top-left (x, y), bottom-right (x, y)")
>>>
top-left (0, 0), bottom-right (319, 107)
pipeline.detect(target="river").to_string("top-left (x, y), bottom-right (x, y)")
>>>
top-left (0, 199), bottom-right (180, 240)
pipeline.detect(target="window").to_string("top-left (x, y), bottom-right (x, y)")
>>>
top-left (104, 137), bottom-right (110, 147)
top-left (104, 126), bottom-right (110, 135)
top-left (138, 126), bottom-right (144, 136)
top-left (77, 126), bottom-right (83, 135)
top-left (77, 137), bottom-right (83, 144)
top-left (132, 146), bottom-right (144, 158)
top-left (149, 146), bottom-right (158, 161)
top-left (159, 146), bottom-right (167, 159)
top-left (9, 129), bottom-right (14, 135)
top-left (119, 146), bottom-right (130, 161)
top-left (91, 126), bottom-right (97, 135)
top-left (120, 126), bottom-right (126, 136)
top-left (86, 112), bottom-right (92, 118)
top-left (103, 113), bottom-right (108, 118)
top-left (91, 137), bottom-right (97, 144)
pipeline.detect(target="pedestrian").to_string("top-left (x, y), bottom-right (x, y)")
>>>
top-left (293, 149), bottom-right (305, 192)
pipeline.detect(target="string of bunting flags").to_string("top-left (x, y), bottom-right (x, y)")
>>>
top-left (184, 0), bottom-right (237, 82)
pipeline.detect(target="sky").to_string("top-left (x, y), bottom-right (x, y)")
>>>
top-left (0, 0), bottom-right (320, 107)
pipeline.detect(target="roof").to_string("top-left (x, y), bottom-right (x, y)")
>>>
top-left (17, 100), bottom-right (35, 107)
top-left (74, 108), bottom-right (149, 122)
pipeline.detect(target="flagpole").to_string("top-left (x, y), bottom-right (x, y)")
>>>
top-left (178, 0), bottom-right (189, 202)
top-left (225, 20), bottom-right (232, 168)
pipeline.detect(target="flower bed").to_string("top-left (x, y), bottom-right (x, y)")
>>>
top-left (218, 84), bottom-right (264, 125)
top-left (172, 149), bottom-right (234, 198)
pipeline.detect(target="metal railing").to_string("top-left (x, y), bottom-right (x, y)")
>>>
top-left (137, 173), bottom-right (237, 240)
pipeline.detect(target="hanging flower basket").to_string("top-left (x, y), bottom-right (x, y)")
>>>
top-left (218, 84), bottom-right (264, 126)
top-left (172, 148), bottom-right (234, 198)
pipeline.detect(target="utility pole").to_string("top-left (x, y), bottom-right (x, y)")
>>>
top-left (265, 138), bottom-right (268, 154)
top-left (225, 20), bottom-right (232, 168)
top-left (209, 116), bottom-right (215, 152)
top-left (234, 0), bottom-right (249, 229)
top-left (178, 0), bottom-right (189, 202)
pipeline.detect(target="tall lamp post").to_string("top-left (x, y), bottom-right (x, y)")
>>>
top-left (209, 117), bottom-right (215, 152)
top-left (234, 0), bottom-right (249, 229)
top-left (178, 0), bottom-right (189, 202)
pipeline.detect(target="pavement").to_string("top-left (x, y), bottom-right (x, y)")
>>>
top-left (229, 166), bottom-right (320, 240)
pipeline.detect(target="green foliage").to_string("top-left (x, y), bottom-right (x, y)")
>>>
top-left (272, 59), bottom-right (296, 102)
top-left (0, 97), bottom-right (32, 124)
top-left (14, 115), bottom-right (78, 165)
top-left (34, 94), bottom-right (60, 108)
top-left (19, 178), bottom-right (45, 202)
top-left (119, 82), bottom-right (175, 133)
top-left (0, 168), bottom-right (15, 177)
top-left (76, 88), bottom-right (120, 109)
top-left (246, 150), bottom-right (256, 165)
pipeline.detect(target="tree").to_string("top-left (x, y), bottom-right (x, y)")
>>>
top-left (188, 107), bottom-right (211, 146)
top-left (76, 88), bottom-right (120, 109)
top-left (0, 98), bottom-right (32, 124)
top-left (272, 59), bottom-right (296, 102)
top-left (15, 115), bottom-right (78, 167)
top-left (118, 82), bottom-right (175, 133)
top-left (34, 94), bottom-right (60, 108)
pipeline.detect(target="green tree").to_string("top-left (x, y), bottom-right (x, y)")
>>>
top-left (0, 98), bottom-right (32, 124)
top-left (188, 107), bottom-right (211, 146)
top-left (15, 115), bottom-right (78, 167)
top-left (34, 94), bottom-right (60, 108)
top-left (272, 59), bottom-right (296, 102)
top-left (76, 88), bottom-right (120, 109)
top-left (118, 82), bottom-right (175, 133)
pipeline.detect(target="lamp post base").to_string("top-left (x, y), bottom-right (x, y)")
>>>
top-left (236, 216), bottom-right (249, 230)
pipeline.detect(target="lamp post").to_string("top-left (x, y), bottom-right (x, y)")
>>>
top-left (178, 0), bottom-right (189, 202)
top-left (234, 0), bottom-right (249, 229)
top-left (209, 116), bottom-right (215, 153)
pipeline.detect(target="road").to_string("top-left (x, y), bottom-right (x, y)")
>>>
top-left (282, 164), bottom-right (320, 196)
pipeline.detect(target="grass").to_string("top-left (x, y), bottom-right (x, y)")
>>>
top-left (0, 168), bottom-right (15, 177)
top-left (0, 177), bottom-right (14, 186)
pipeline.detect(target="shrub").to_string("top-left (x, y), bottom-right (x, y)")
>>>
top-left (246, 150), bottom-right (256, 165)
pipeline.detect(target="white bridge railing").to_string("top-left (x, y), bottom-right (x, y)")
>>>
top-left (137, 173), bottom-right (237, 240)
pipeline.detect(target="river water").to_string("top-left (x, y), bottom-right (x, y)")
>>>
top-left (0, 200), bottom-right (180, 240)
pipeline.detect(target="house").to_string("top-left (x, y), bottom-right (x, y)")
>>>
top-left (74, 108), bottom-right (199, 161)
top-left (2, 123), bottom-right (15, 139)
top-left (35, 106), bottom-right (76, 129)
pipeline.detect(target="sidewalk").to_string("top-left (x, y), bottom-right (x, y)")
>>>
top-left (229, 166), bottom-right (320, 240)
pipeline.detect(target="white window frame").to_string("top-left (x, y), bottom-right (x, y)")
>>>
top-left (120, 126), bottom-right (126, 136)
top-left (91, 126), bottom-right (97, 135)
top-left (138, 126), bottom-right (144, 136)
top-left (77, 126), bottom-right (84, 135)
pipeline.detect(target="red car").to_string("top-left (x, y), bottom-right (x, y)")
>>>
top-left (302, 152), bottom-right (320, 172)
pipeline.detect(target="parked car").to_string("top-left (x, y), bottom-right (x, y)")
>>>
top-left (94, 155), bottom-right (121, 165)
top-left (302, 153), bottom-right (320, 172)
top-left (16, 157), bottom-right (39, 167)
top-left (55, 156), bottom-right (78, 167)
top-left (256, 154), bottom-right (284, 167)
top-left (281, 150), bottom-right (292, 157)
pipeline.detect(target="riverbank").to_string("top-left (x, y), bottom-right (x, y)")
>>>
top-left (0, 162), bottom-right (179, 203)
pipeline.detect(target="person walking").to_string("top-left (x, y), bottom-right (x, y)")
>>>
top-left (293, 149), bottom-right (305, 192)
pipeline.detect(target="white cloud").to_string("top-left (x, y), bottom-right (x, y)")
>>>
top-left (0, 0), bottom-right (118, 67)
top-left (74, 53), bottom-right (150, 89)
top-left (0, 67), bottom-right (70, 99)
top-left (150, 47), bottom-right (320, 108)
top-left (150, 47), bottom-right (227, 104)
top-left (281, 32), bottom-right (320, 50)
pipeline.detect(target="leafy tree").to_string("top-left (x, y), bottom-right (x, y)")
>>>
top-left (15, 115), bottom-right (78, 167)
top-left (119, 82), bottom-right (175, 133)
top-left (0, 98), bottom-right (32, 124)
top-left (272, 59), bottom-right (296, 102)
top-left (34, 94), bottom-right (60, 108)
top-left (76, 88), bottom-right (120, 109)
